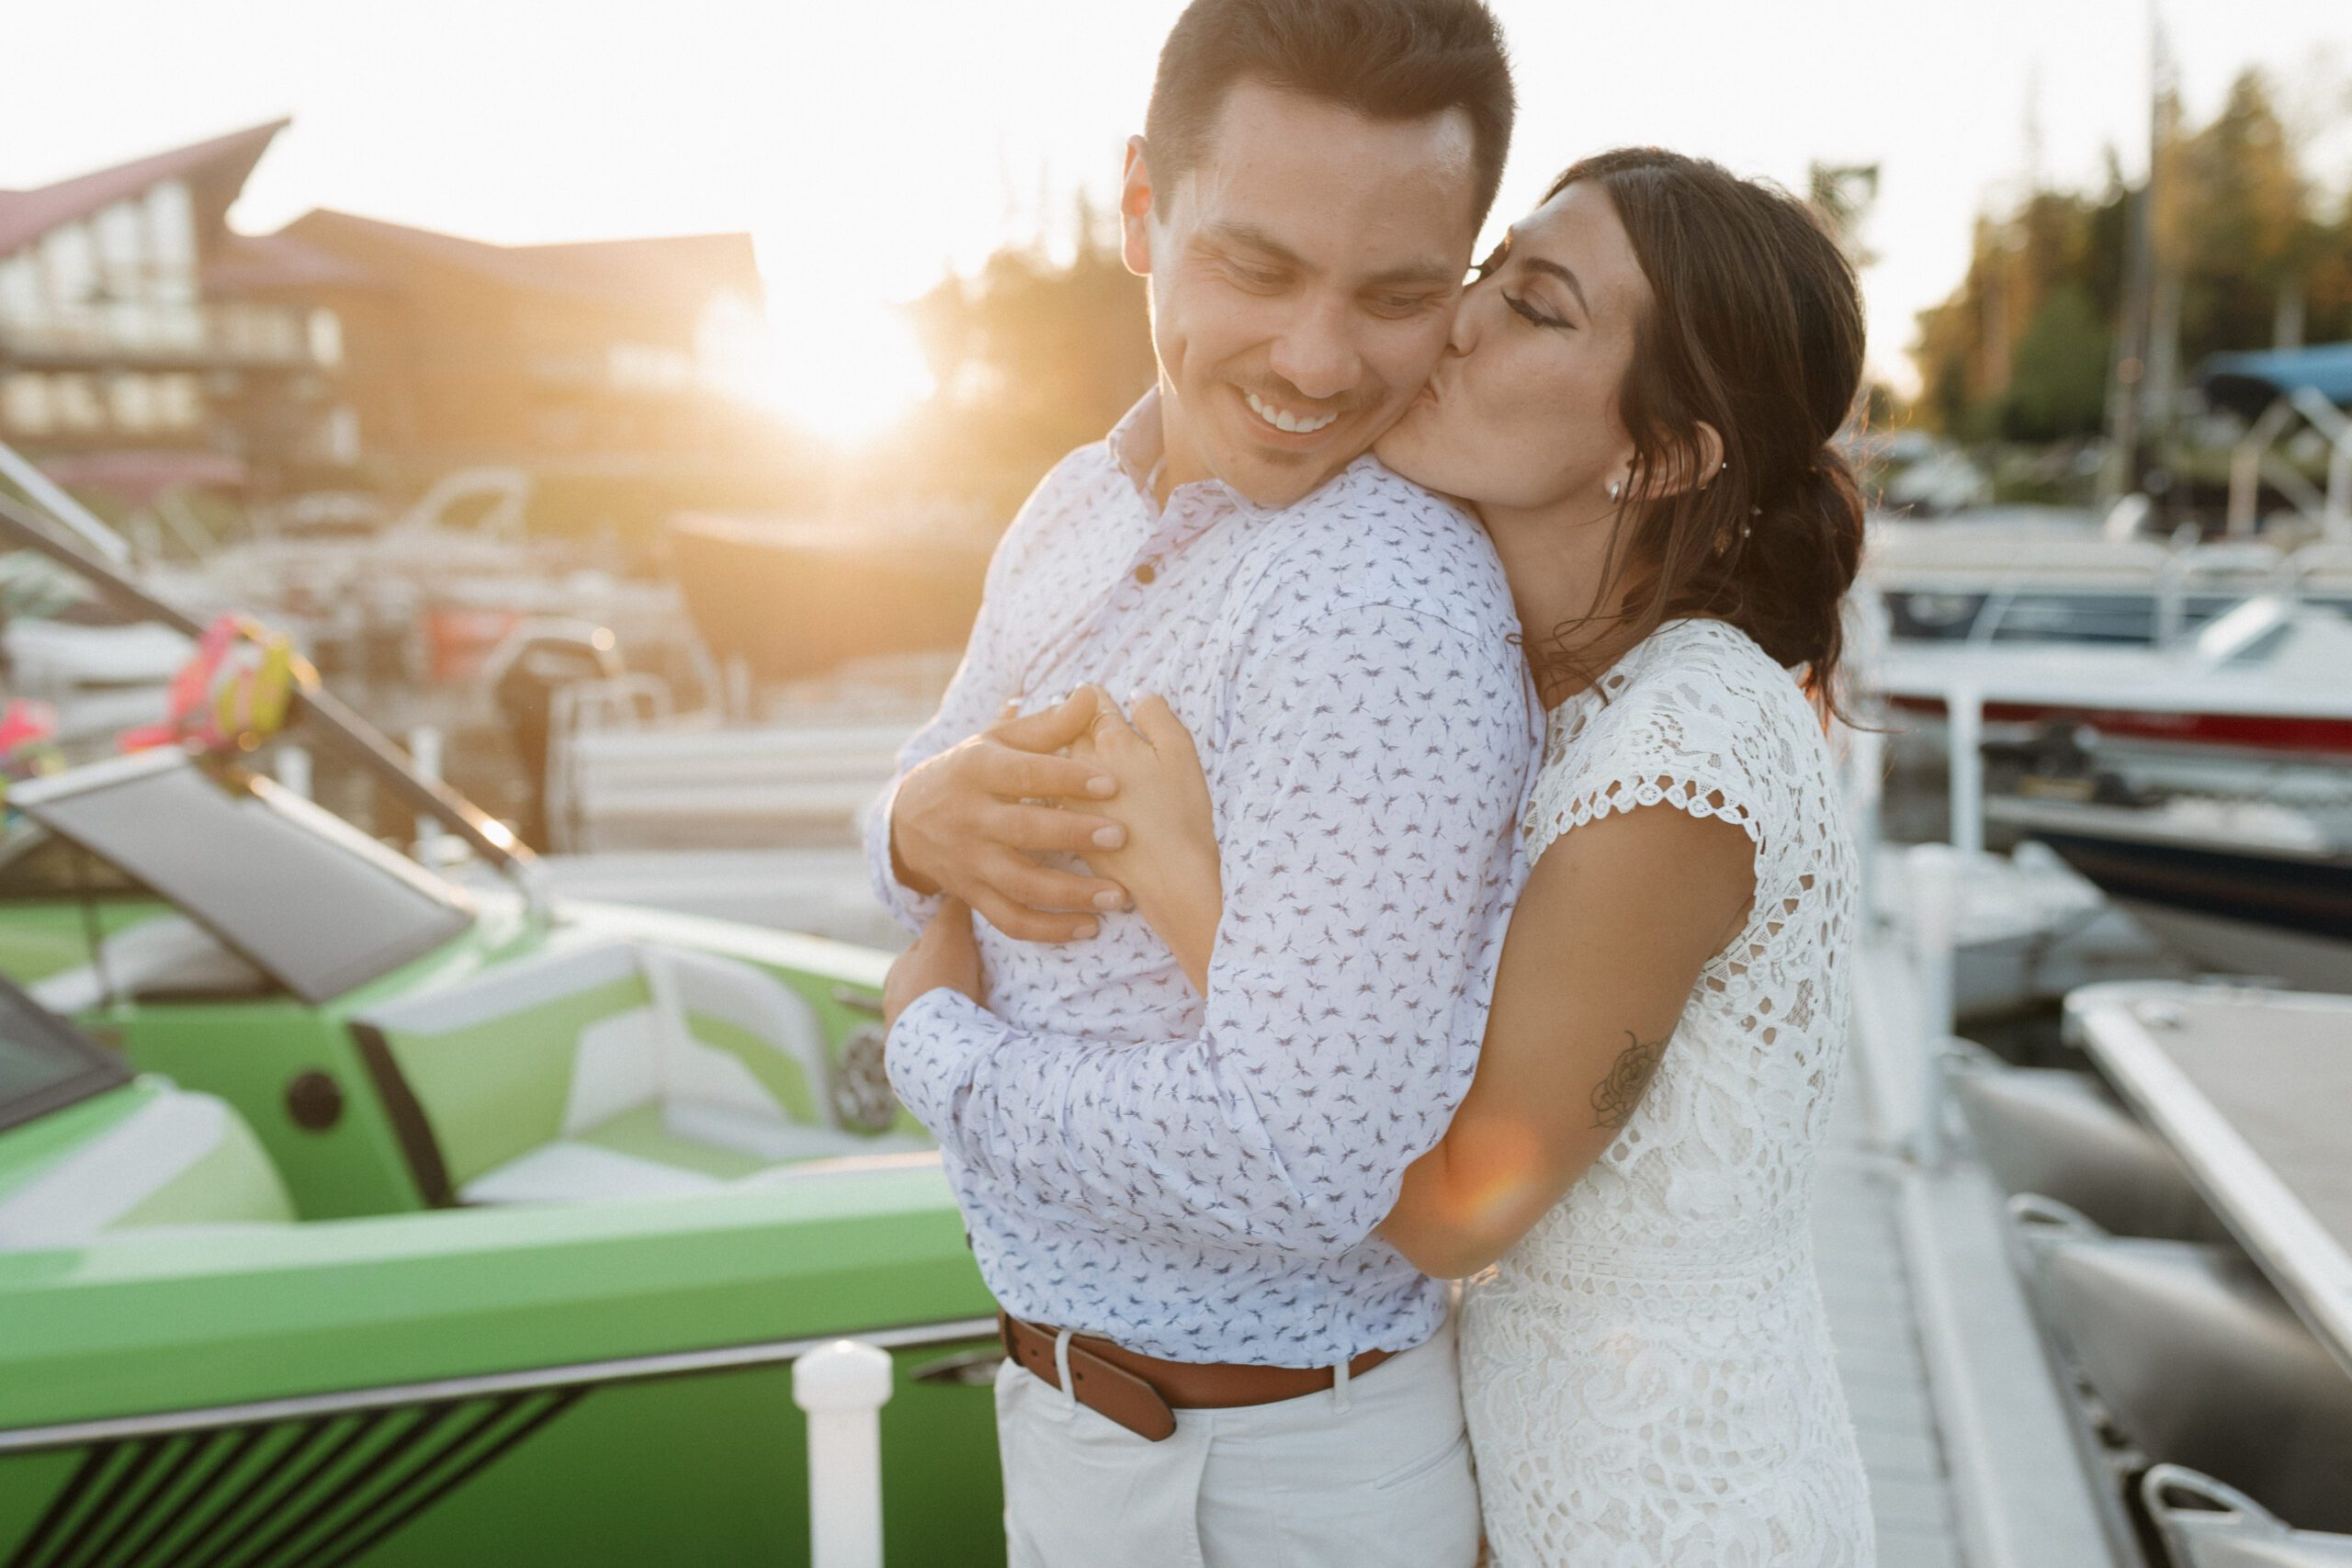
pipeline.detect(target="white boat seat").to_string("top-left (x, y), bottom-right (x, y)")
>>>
top-left (2031, 1234), bottom-right (2352, 1534)
top-left (2144, 1466), bottom-right (2352, 1566)
top-left (351, 940), bottom-right (921, 1207)
top-left (0, 1081), bottom-right (295, 1250)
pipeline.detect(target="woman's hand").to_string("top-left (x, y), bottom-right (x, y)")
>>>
top-left (1068, 689), bottom-right (1224, 995)
top-left (883, 897), bottom-right (984, 1033)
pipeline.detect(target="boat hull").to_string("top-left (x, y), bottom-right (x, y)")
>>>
top-left (2031, 829), bottom-right (2352, 992)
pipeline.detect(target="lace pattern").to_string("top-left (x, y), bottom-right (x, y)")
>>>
top-left (1461, 619), bottom-right (1874, 1566)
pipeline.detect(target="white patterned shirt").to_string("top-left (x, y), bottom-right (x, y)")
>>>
top-left (873, 392), bottom-right (1539, 1366)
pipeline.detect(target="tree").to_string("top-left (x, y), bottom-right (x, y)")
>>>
top-left (887, 195), bottom-right (1156, 517)
top-left (2002, 284), bottom-right (2110, 440)
top-left (1911, 66), bottom-right (2348, 440)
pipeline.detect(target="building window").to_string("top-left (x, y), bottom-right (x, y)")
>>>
top-left (146, 181), bottom-right (196, 272)
top-left (40, 223), bottom-right (96, 310)
top-left (52, 376), bottom-right (103, 433)
top-left (95, 200), bottom-right (145, 288)
top-left (0, 253), bottom-right (42, 327)
top-left (324, 404), bottom-right (361, 464)
top-left (154, 374), bottom-right (203, 430)
top-left (109, 374), bottom-right (156, 433)
top-left (308, 307), bottom-right (343, 368)
top-left (1, 375), bottom-right (52, 435)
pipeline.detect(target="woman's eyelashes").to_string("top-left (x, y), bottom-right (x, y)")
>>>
top-left (1502, 290), bottom-right (1571, 331)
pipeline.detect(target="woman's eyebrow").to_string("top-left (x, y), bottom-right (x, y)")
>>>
top-left (1521, 256), bottom-right (1590, 315)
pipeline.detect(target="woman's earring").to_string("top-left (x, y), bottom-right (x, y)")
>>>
top-left (1607, 480), bottom-right (1623, 503)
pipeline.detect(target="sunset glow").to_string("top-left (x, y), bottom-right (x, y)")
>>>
top-left (753, 300), bottom-right (936, 447)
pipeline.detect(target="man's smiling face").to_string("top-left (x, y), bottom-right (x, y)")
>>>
top-left (1120, 78), bottom-right (1480, 509)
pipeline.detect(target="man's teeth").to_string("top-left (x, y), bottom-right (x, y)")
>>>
top-left (1245, 389), bottom-right (1338, 434)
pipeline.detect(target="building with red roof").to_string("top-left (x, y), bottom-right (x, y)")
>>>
top-left (0, 120), bottom-right (772, 503)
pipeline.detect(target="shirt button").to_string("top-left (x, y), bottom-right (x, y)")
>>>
top-left (1134, 561), bottom-right (1158, 585)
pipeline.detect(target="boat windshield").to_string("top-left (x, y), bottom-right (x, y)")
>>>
top-left (9, 750), bottom-right (475, 1006)
top-left (0, 973), bottom-right (130, 1136)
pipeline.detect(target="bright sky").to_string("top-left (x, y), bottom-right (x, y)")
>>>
top-left (6, 0), bottom-right (2347, 436)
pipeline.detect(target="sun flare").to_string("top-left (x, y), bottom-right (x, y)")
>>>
top-left (753, 299), bottom-right (936, 446)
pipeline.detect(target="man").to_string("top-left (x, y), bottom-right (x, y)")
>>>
top-left (872, 2), bottom-right (1532, 1562)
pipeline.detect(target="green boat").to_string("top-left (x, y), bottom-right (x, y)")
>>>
top-left (0, 490), bottom-right (1004, 1565)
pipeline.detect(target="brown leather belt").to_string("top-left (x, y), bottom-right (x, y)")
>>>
top-left (996, 1311), bottom-right (1396, 1442)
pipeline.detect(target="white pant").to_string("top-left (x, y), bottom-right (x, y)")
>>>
top-left (995, 1314), bottom-right (1479, 1568)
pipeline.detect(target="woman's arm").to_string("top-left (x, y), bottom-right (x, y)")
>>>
top-left (1378, 802), bottom-right (1758, 1280)
top-left (1067, 692), bottom-right (1223, 993)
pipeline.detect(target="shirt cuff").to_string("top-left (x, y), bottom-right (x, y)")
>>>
top-left (885, 986), bottom-right (997, 1144)
top-left (864, 774), bottom-right (944, 933)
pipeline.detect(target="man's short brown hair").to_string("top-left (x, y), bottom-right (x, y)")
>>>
top-left (1143, 0), bottom-right (1515, 229)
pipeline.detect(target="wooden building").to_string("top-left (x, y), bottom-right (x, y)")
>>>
top-left (0, 120), bottom-right (774, 501)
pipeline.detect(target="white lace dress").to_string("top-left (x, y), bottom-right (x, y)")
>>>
top-left (1459, 618), bottom-right (1874, 1566)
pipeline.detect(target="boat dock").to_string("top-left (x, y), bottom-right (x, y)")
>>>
top-left (1818, 885), bottom-right (2120, 1568)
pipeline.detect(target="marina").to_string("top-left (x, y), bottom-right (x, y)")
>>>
top-left (3, 23), bottom-right (2350, 1561)
top-left (0, 446), bottom-right (2346, 1563)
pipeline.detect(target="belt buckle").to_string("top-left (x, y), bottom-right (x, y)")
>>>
top-left (999, 1312), bottom-right (1178, 1443)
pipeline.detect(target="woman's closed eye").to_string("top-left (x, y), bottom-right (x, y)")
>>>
top-left (1502, 289), bottom-right (1571, 331)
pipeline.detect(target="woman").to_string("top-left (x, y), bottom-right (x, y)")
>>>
top-left (902, 147), bottom-right (1875, 1563)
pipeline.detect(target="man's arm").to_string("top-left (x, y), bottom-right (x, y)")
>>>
top-left (888, 604), bottom-right (1532, 1258)
top-left (862, 481), bottom-right (1129, 940)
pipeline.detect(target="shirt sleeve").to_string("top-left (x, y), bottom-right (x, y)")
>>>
top-left (887, 602), bottom-right (1533, 1259)
top-left (862, 486), bottom-right (1057, 932)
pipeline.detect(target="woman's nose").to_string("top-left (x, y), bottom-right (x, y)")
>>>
top-left (1444, 288), bottom-right (1482, 356)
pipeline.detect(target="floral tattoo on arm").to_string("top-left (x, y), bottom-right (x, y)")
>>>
top-left (1591, 1032), bottom-right (1668, 1130)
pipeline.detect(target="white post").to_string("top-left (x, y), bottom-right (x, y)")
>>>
top-left (793, 1339), bottom-right (893, 1568)
top-left (1846, 724), bottom-right (1886, 926)
top-left (409, 726), bottom-right (449, 863)
top-left (1908, 843), bottom-right (1958, 1164)
top-left (275, 745), bottom-right (313, 801)
top-left (1945, 683), bottom-right (1984, 858)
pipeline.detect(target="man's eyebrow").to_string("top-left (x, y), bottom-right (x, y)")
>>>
top-left (1201, 221), bottom-right (1307, 268)
top-left (1203, 221), bottom-right (1454, 289)
top-left (1363, 258), bottom-right (1460, 290)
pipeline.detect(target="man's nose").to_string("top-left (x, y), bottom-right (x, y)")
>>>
top-left (1267, 295), bottom-right (1363, 404)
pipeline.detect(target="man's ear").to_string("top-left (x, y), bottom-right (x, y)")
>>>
top-left (1642, 421), bottom-right (1726, 500)
top-left (1119, 137), bottom-right (1156, 279)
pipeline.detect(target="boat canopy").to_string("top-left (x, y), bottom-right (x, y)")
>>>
top-left (0, 971), bottom-right (130, 1136)
top-left (8, 750), bottom-right (476, 1005)
top-left (2199, 342), bottom-right (2352, 419)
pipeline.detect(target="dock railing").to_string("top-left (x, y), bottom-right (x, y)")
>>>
top-left (792, 1339), bottom-right (895, 1568)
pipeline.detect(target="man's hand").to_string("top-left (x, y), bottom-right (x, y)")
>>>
top-left (884, 898), bottom-right (985, 1033)
top-left (888, 689), bottom-right (1131, 942)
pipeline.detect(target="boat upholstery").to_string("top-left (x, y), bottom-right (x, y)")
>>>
top-left (0, 1080), bottom-right (296, 1250)
top-left (351, 941), bottom-right (917, 1206)
top-left (1944, 1055), bottom-right (2230, 1241)
top-left (2032, 1234), bottom-right (2352, 1535)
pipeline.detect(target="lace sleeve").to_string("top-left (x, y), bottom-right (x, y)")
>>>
top-left (1521, 686), bottom-right (1772, 868)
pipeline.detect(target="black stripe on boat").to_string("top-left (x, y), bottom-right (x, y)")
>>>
top-left (2036, 831), bottom-right (2352, 942)
top-left (3, 1391), bottom-right (580, 1568)
top-left (347, 1021), bottom-right (457, 1210)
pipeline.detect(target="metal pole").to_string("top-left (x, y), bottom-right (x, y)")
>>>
top-left (276, 746), bottom-right (313, 801)
top-left (0, 488), bottom-right (536, 884)
top-left (410, 726), bottom-right (449, 863)
top-left (1947, 683), bottom-right (1984, 858)
top-left (792, 1339), bottom-right (893, 1568)
top-left (0, 438), bottom-right (131, 565)
top-left (2228, 400), bottom-right (2295, 536)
